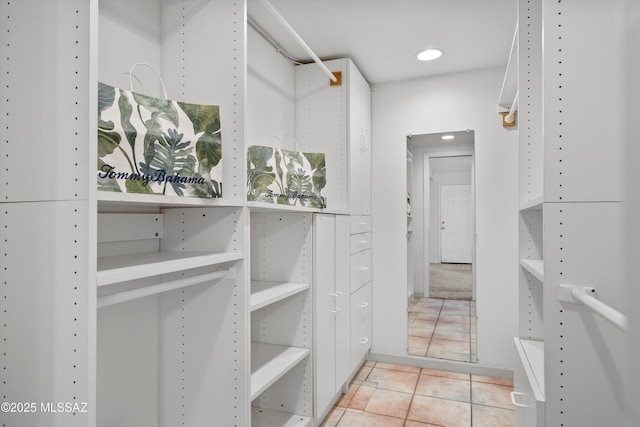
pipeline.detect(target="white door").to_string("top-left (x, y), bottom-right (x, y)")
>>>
top-left (440, 184), bottom-right (472, 263)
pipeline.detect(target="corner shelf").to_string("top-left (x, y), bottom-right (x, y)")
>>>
top-left (251, 407), bottom-right (311, 427)
top-left (250, 281), bottom-right (310, 312)
top-left (251, 342), bottom-right (310, 400)
top-left (514, 338), bottom-right (545, 402)
top-left (519, 258), bottom-right (544, 282)
top-left (97, 251), bottom-right (243, 286)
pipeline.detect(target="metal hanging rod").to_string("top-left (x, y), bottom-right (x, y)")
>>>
top-left (258, 0), bottom-right (337, 82)
top-left (504, 91), bottom-right (519, 124)
top-left (559, 284), bottom-right (628, 332)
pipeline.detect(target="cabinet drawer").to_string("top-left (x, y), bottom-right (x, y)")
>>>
top-left (350, 282), bottom-right (372, 369)
top-left (350, 232), bottom-right (371, 254)
top-left (350, 249), bottom-right (371, 293)
top-left (350, 215), bottom-right (371, 234)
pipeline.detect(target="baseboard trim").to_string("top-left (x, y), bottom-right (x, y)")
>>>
top-left (368, 351), bottom-right (513, 379)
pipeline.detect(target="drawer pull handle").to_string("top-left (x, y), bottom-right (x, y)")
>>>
top-left (359, 222), bottom-right (368, 226)
top-left (330, 293), bottom-right (339, 314)
top-left (360, 302), bottom-right (369, 308)
top-left (360, 267), bottom-right (369, 271)
top-left (510, 391), bottom-right (529, 408)
top-left (359, 240), bottom-right (369, 244)
top-left (359, 337), bottom-right (369, 344)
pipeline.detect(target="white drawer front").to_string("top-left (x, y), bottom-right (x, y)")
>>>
top-left (350, 248), bottom-right (371, 293)
top-left (350, 232), bottom-right (371, 254)
top-left (350, 215), bottom-right (371, 234)
top-left (350, 283), bottom-right (372, 369)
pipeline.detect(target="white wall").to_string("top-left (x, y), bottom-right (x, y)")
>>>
top-left (246, 27), bottom-right (296, 149)
top-left (371, 67), bottom-right (518, 369)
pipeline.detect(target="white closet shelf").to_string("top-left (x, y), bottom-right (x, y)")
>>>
top-left (247, 201), bottom-right (323, 213)
top-left (514, 338), bottom-right (545, 402)
top-left (251, 342), bottom-right (310, 400)
top-left (97, 251), bottom-right (243, 286)
top-left (251, 407), bottom-right (311, 427)
top-left (519, 196), bottom-right (544, 211)
top-left (520, 258), bottom-right (544, 282)
top-left (250, 281), bottom-right (309, 312)
top-left (97, 191), bottom-right (239, 208)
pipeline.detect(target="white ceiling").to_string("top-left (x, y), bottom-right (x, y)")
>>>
top-left (247, 0), bottom-right (517, 85)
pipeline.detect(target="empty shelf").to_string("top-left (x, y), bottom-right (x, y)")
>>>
top-left (97, 251), bottom-right (243, 286)
top-left (514, 338), bottom-right (545, 402)
top-left (251, 407), bottom-right (311, 427)
top-left (251, 343), bottom-right (310, 400)
top-left (250, 281), bottom-right (309, 311)
top-left (520, 259), bottom-right (544, 282)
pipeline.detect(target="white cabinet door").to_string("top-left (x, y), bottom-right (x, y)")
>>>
top-left (313, 214), bottom-right (337, 418)
top-left (350, 282), bottom-right (372, 370)
top-left (335, 215), bottom-right (351, 388)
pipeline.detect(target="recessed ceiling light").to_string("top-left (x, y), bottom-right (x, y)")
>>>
top-left (441, 135), bottom-right (455, 140)
top-left (417, 48), bottom-right (443, 61)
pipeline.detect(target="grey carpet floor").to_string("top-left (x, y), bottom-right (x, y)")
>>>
top-left (429, 263), bottom-right (472, 300)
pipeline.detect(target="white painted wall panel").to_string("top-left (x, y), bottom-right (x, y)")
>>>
top-left (372, 67), bottom-right (518, 369)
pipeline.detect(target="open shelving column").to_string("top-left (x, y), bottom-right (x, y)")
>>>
top-left (250, 212), bottom-right (314, 427)
top-left (514, 1), bottom-right (628, 426)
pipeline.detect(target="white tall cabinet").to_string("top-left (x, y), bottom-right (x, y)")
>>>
top-left (513, 1), bottom-right (627, 426)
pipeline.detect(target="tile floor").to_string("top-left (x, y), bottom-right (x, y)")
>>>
top-left (321, 361), bottom-right (514, 427)
top-left (408, 297), bottom-right (477, 363)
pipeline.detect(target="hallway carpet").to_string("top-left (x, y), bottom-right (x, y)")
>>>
top-left (429, 263), bottom-right (472, 300)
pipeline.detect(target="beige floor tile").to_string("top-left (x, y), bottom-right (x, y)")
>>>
top-left (432, 322), bottom-right (470, 333)
top-left (428, 338), bottom-right (471, 353)
top-left (336, 410), bottom-right (404, 427)
top-left (410, 319), bottom-right (437, 329)
top-left (415, 374), bottom-right (471, 402)
top-left (409, 325), bottom-right (433, 338)
top-left (421, 368), bottom-right (470, 381)
top-left (320, 407), bottom-right (345, 427)
top-left (336, 382), bottom-right (360, 407)
top-left (443, 300), bottom-right (470, 309)
top-left (472, 382), bottom-right (514, 409)
top-left (407, 395), bottom-right (471, 427)
top-left (472, 404), bottom-right (515, 427)
top-left (438, 314), bottom-right (470, 325)
top-left (408, 312), bottom-right (419, 321)
top-left (374, 362), bottom-right (421, 374)
top-left (365, 367), bottom-right (419, 393)
top-left (433, 328), bottom-right (470, 342)
top-left (404, 421), bottom-right (442, 427)
top-left (416, 311), bottom-right (440, 321)
top-left (408, 336), bottom-right (430, 349)
top-left (364, 388), bottom-right (413, 419)
top-left (364, 360), bottom-right (375, 367)
top-left (354, 364), bottom-right (373, 381)
top-left (408, 347), bottom-right (427, 356)
top-left (472, 374), bottom-right (514, 387)
top-left (348, 384), bottom-right (376, 410)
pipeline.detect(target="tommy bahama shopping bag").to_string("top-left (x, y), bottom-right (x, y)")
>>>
top-left (247, 145), bottom-right (327, 209)
top-left (97, 81), bottom-right (223, 198)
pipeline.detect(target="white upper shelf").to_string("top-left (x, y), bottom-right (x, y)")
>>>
top-left (97, 251), bottom-right (243, 286)
top-left (250, 281), bottom-right (309, 312)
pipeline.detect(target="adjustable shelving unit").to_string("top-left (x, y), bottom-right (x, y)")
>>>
top-left (513, 1), bottom-right (627, 426)
top-left (250, 212), bottom-right (313, 427)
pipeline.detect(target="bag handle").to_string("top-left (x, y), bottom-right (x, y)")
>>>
top-left (128, 62), bottom-right (168, 99)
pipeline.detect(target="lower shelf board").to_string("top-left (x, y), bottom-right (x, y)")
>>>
top-left (514, 337), bottom-right (545, 402)
top-left (251, 407), bottom-right (311, 427)
top-left (251, 342), bottom-right (310, 400)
